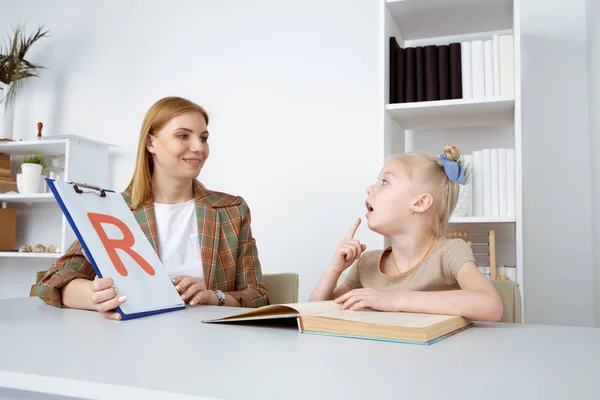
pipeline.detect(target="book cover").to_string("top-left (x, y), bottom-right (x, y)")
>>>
top-left (493, 34), bottom-right (501, 96)
top-left (449, 42), bottom-right (462, 99)
top-left (461, 41), bottom-right (472, 99)
top-left (396, 45), bottom-right (406, 103)
top-left (416, 46), bottom-right (425, 102)
top-left (471, 40), bottom-right (485, 99)
top-left (405, 47), bottom-right (416, 102)
top-left (490, 148), bottom-right (500, 217)
top-left (482, 149), bottom-right (492, 217)
top-left (499, 34), bottom-right (514, 97)
top-left (498, 148), bottom-right (507, 217)
top-left (424, 45), bottom-right (439, 101)
top-left (484, 40), bottom-right (494, 97)
top-left (438, 44), bottom-right (450, 100)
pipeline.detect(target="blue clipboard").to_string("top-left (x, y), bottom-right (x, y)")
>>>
top-left (46, 178), bottom-right (186, 320)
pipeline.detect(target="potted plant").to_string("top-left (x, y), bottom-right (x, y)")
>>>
top-left (0, 23), bottom-right (50, 140)
top-left (20, 153), bottom-right (45, 194)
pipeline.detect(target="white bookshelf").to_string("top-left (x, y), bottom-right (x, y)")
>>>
top-left (0, 135), bottom-right (113, 299)
top-left (379, 0), bottom-right (523, 312)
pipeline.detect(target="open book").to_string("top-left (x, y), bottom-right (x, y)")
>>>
top-left (204, 301), bottom-right (473, 345)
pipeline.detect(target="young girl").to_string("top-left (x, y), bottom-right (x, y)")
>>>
top-left (309, 145), bottom-right (503, 322)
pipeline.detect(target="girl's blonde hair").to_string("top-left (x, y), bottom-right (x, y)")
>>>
top-left (391, 145), bottom-right (463, 237)
top-left (127, 96), bottom-right (209, 208)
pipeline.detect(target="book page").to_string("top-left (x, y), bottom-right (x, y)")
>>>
top-left (292, 301), bottom-right (458, 328)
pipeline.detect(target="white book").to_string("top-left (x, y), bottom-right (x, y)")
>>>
top-left (490, 148), bottom-right (499, 217)
top-left (483, 40), bottom-right (494, 97)
top-left (463, 154), bottom-right (473, 217)
top-left (506, 149), bottom-right (516, 216)
top-left (498, 148), bottom-right (507, 216)
top-left (471, 40), bottom-right (485, 99)
top-left (493, 34), bottom-right (501, 96)
top-left (473, 151), bottom-right (484, 217)
top-left (461, 41), bottom-right (472, 99)
top-left (482, 149), bottom-right (492, 217)
top-left (499, 34), bottom-right (514, 97)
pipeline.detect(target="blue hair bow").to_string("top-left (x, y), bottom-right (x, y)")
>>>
top-left (438, 154), bottom-right (466, 185)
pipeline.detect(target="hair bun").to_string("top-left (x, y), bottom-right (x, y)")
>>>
top-left (443, 144), bottom-right (461, 162)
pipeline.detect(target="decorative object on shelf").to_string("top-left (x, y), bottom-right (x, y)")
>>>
top-left (43, 156), bottom-right (64, 182)
top-left (17, 243), bottom-right (60, 253)
top-left (447, 229), bottom-right (499, 280)
top-left (0, 23), bottom-right (50, 140)
top-left (20, 153), bottom-right (45, 194)
top-left (37, 122), bottom-right (43, 139)
top-left (18, 244), bottom-right (32, 252)
top-left (32, 244), bottom-right (46, 253)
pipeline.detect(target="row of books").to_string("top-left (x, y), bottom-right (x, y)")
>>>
top-left (466, 148), bottom-right (516, 218)
top-left (388, 34), bottom-right (514, 104)
top-left (0, 154), bottom-right (16, 193)
top-left (461, 34), bottom-right (514, 100)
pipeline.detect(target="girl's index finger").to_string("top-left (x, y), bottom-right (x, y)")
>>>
top-left (345, 218), bottom-right (362, 240)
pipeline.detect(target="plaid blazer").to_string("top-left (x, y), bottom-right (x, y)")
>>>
top-left (36, 180), bottom-right (269, 308)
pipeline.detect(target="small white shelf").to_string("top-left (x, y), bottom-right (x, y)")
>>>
top-left (386, 97), bottom-right (514, 130)
top-left (449, 216), bottom-right (516, 224)
top-left (386, 0), bottom-right (513, 40)
top-left (0, 252), bottom-right (63, 259)
top-left (0, 135), bottom-right (114, 156)
top-left (0, 193), bottom-right (55, 204)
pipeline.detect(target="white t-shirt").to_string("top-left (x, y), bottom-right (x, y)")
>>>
top-left (153, 199), bottom-right (204, 279)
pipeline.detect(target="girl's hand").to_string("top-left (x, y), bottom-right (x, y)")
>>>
top-left (334, 288), bottom-right (399, 311)
top-left (328, 218), bottom-right (367, 273)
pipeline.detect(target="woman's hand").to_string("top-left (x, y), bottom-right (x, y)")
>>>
top-left (329, 218), bottom-right (367, 273)
top-left (89, 277), bottom-right (126, 320)
top-left (334, 288), bottom-right (399, 311)
top-left (172, 275), bottom-right (218, 306)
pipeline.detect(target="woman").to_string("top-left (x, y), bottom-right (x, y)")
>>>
top-left (36, 96), bottom-right (269, 319)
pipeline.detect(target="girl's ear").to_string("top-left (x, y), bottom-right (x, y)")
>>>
top-left (411, 193), bottom-right (434, 214)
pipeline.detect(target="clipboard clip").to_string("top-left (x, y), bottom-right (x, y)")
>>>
top-left (70, 182), bottom-right (107, 197)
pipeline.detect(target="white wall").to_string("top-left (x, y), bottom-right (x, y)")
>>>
top-left (587, 0), bottom-right (600, 327)
top-left (0, 0), bottom-right (382, 302)
top-left (521, 0), bottom-right (596, 326)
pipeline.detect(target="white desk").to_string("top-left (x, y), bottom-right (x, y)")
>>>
top-left (0, 298), bottom-right (598, 399)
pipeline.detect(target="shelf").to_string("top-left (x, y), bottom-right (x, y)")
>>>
top-left (0, 135), bottom-right (114, 156)
top-left (386, 97), bottom-right (514, 130)
top-left (0, 252), bottom-right (63, 259)
top-left (0, 193), bottom-right (56, 204)
top-left (386, 0), bottom-right (513, 40)
top-left (449, 216), bottom-right (516, 223)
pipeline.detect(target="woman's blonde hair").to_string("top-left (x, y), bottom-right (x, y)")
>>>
top-left (127, 96), bottom-right (209, 208)
top-left (391, 145), bottom-right (463, 237)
